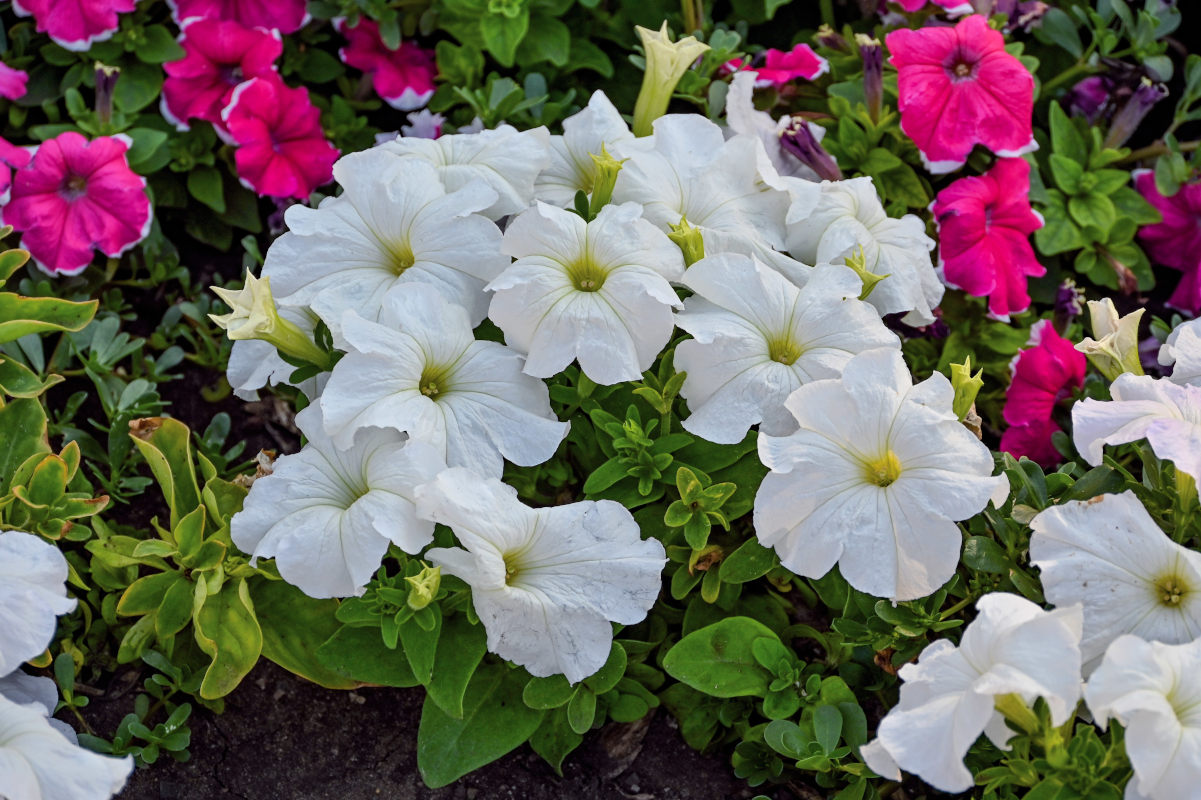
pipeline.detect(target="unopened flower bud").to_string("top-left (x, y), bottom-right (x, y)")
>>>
top-left (95, 63), bottom-right (120, 127)
top-left (841, 246), bottom-right (888, 301)
top-left (632, 22), bottom-right (710, 137)
top-left (588, 144), bottom-right (626, 217)
top-left (405, 563), bottom-right (441, 610)
top-left (210, 272), bottom-right (333, 369)
top-left (856, 34), bottom-right (883, 123)
top-left (950, 356), bottom-right (985, 422)
top-left (668, 216), bottom-right (706, 267)
top-left (815, 24), bottom-right (849, 52)
top-left (779, 117), bottom-right (841, 181)
top-left (1075, 297), bottom-right (1145, 381)
top-left (1103, 78), bottom-right (1168, 149)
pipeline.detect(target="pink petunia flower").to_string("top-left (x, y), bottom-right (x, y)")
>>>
top-left (167, 0), bottom-right (308, 34)
top-left (0, 136), bottom-right (31, 204)
top-left (886, 14), bottom-right (1036, 173)
top-left (336, 19), bottom-right (436, 111)
top-left (1134, 170), bottom-right (1201, 315)
top-left (221, 77), bottom-right (339, 200)
top-left (161, 18), bottom-right (282, 135)
top-left (2, 132), bottom-right (151, 276)
top-left (999, 319), bottom-right (1086, 467)
top-left (933, 157), bottom-right (1045, 319)
top-left (724, 43), bottom-right (829, 88)
top-left (0, 64), bottom-right (28, 100)
top-left (11, 0), bottom-right (135, 52)
top-left (892, 0), bottom-right (974, 13)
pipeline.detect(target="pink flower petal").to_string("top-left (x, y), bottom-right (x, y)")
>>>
top-left (3, 132), bottom-right (151, 276)
top-left (999, 319), bottom-right (1086, 467)
top-left (167, 0), bottom-right (308, 34)
top-left (336, 19), bottom-right (436, 111)
top-left (11, 0), bottom-right (135, 51)
top-left (1134, 170), bottom-right (1201, 314)
top-left (0, 63), bottom-right (28, 101)
top-left (222, 77), bottom-right (339, 200)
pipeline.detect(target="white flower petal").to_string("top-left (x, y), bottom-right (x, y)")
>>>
top-left (0, 532), bottom-right (76, 677)
top-left (1160, 319), bottom-right (1201, 387)
top-left (535, 91), bottom-right (634, 207)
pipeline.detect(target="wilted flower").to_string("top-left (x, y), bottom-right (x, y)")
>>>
top-left (932, 157), bottom-right (1045, 319)
top-left (778, 116), bottom-right (842, 182)
top-left (1073, 373), bottom-right (1201, 480)
top-left (416, 468), bottom-right (666, 683)
top-left (12, 0), bottom-right (134, 51)
top-left (754, 348), bottom-right (1006, 600)
top-left (1159, 318), bottom-right (1201, 387)
top-left (319, 284), bottom-right (569, 477)
top-left (785, 177), bottom-right (942, 325)
top-left (675, 255), bottom-right (898, 444)
top-left (222, 77), bottom-right (339, 200)
top-left (1134, 170), bottom-right (1201, 315)
top-left (161, 18), bottom-right (282, 133)
top-left (0, 63), bottom-right (28, 101)
top-left (1103, 78), bottom-right (1168, 150)
top-left (535, 91), bottom-right (634, 208)
top-left (1075, 297), bottom-right (1145, 380)
top-left (490, 201), bottom-right (684, 385)
top-left (336, 19), bottom-right (436, 111)
top-left (0, 532), bottom-right (76, 678)
top-left (263, 148), bottom-right (507, 328)
top-left (999, 319), bottom-right (1086, 467)
top-left (1086, 635), bottom-right (1201, 800)
top-left (231, 404), bottom-right (445, 599)
top-left (1031, 491), bottom-right (1201, 672)
top-left (632, 22), bottom-right (710, 137)
top-left (167, 0), bottom-right (309, 34)
top-left (724, 72), bottom-right (829, 183)
top-left (3, 132), bottom-right (151, 276)
top-left (886, 14), bottom-right (1036, 173)
top-left (862, 593), bottom-right (1083, 793)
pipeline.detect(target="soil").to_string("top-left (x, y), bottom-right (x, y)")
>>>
top-left (101, 660), bottom-right (763, 800)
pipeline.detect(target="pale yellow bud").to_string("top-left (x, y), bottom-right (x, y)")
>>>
top-left (632, 22), bottom-right (710, 137)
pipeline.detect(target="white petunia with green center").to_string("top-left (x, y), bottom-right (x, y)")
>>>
top-left (231, 404), bottom-right (445, 599)
top-left (0, 692), bottom-right (133, 800)
top-left (674, 255), bottom-right (899, 444)
top-left (1086, 635), bottom-right (1201, 800)
top-left (861, 593), bottom-right (1083, 793)
top-left (319, 284), bottom-right (569, 475)
top-left (0, 531), bottom-right (76, 678)
top-left (262, 149), bottom-right (508, 328)
top-left (784, 177), bottom-right (943, 325)
top-left (415, 468), bottom-right (666, 684)
top-left (1072, 373), bottom-right (1201, 480)
top-left (1030, 491), bottom-right (1201, 672)
top-left (380, 124), bottom-right (551, 220)
top-left (489, 201), bottom-right (685, 385)
top-left (1160, 317), bottom-right (1201, 387)
top-left (754, 348), bottom-right (1006, 600)
top-left (535, 91), bottom-right (634, 207)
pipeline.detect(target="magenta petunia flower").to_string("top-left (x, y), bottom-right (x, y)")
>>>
top-left (1134, 170), bottom-right (1201, 315)
top-left (933, 157), bottom-right (1045, 319)
top-left (161, 18), bottom-right (282, 134)
top-left (2, 132), bottom-right (151, 276)
top-left (892, 0), bottom-right (974, 13)
top-left (221, 77), bottom-right (338, 200)
top-left (0, 136), bottom-right (31, 204)
top-left (336, 19), bottom-right (436, 111)
top-left (999, 320), bottom-right (1086, 467)
top-left (12, 0), bottom-right (135, 51)
top-left (886, 14), bottom-right (1035, 173)
top-left (725, 43), bottom-right (829, 88)
top-left (0, 64), bottom-right (28, 100)
top-left (167, 0), bottom-right (308, 34)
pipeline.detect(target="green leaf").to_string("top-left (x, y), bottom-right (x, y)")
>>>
top-left (813, 704), bottom-right (843, 754)
top-left (720, 539), bottom-right (778, 584)
top-left (251, 579), bottom-right (359, 690)
top-left (297, 49), bottom-right (345, 83)
top-left (1033, 8), bottom-right (1083, 57)
top-left (583, 642), bottom-right (627, 695)
top-left (524, 675), bottom-right (576, 710)
top-left (516, 15), bottom-right (569, 66)
top-left (662, 616), bottom-right (777, 698)
top-left (1111, 186), bottom-right (1163, 225)
top-left (113, 62), bottom-right (163, 114)
top-left (566, 686), bottom-right (596, 734)
top-left (1068, 192), bottom-right (1116, 230)
top-left (529, 706), bottom-right (584, 775)
top-left (565, 39), bottom-right (612, 77)
top-left (315, 626), bottom-right (419, 687)
top-left (424, 613), bottom-right (487, 718)
top-left (417, 664), bottom-right (544, 788)
top-left (1049, 154), bottom-right (1084, 194)
top-left (123, 127), bottom-right (170, 171)
top-left (1048, 101), bottom-right (1086, 162)
top-left (0, 398), bottom-right (51, 494)
top-left (479, 10), bottom-right (530, 67)
top-left (0, 294), bottom-right (97, 345)
top-left (582, 458), bottom-right (628, 494)
top-left (0, 356), bottom-right (62, 398)
top-left (729, 0), bottom-right (790, 23)
top-left (155, 575), bottom-right (195, 639)
top-left (128, 417), bottom-right (202, 529)
top-left (137, 25), bottom-right (186, 63)
top-left (117, 571), bottom-right (182, 616)
top-left (962, 536), bottom-right (1009, 574)
top-left (400, 608), bottom-right (442, 685)
top-left (187, 166), bottom-right (226, 214)
top-left (193, 578), bottom-right (263, 700)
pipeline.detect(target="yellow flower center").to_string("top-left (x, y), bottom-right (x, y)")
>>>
top-left (388, 240), bottom-right (416, 275)
top-left (862, 450), bottom-right (903, 488)
top-left (418, 363), bottom-right (453, 400)
top-left (566, 258), bottom-right (607, 292)
top-left (1155, 572), bottom-right (1192, 607)
top-left (767, 334), bottom-right (803, 366)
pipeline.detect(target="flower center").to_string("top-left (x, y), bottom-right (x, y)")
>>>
top-left (566, 258), bottom-right (608, 292)
top-left (59, 174), bottom-right (88, 201)
top-left (219, 64), bottom-right (245, 86)
top-left (766, 334), bottom-right (803, 366)
top-left (388, 240), bottom-right (416, 275)
top-left (503, 553), bottom-right (520, 584)
top-left (862, 450), bottom-right (903, 488)
top-left (946, 51), bottom-right (979, 83)
top-left (418, 362), bottom-right (454, 400)
top-left (1154, 571), bottom-right (1192, 607)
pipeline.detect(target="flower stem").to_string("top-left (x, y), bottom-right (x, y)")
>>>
top-left (939, 594), bottom-right (975, 620)
top-left (1119, 139), bottom-right (1201, 165)
top-left (1041, 63), bottom-right (1102, 96)
top-left (681, 0), bottom-right (703, 34)
top-left (819, 0), bottom-right (834, 27)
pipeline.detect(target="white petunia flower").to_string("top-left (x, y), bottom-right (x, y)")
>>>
top-left (724, 71), bottom-right (827, 183)
top-left (535, 91), bottom-right (634, 207)
top-left (675, 255), bottom-right (899, 444)
top-left (1086, 635), bottom-right (1201, 800)
top-left (1072, 373), bottom-right (1201, 480)
top-left (612, 114), bottom-right (792, 256)
top-left (754, 348), bottom-right (1006, 600)
top-left (1030, 491), bottom-right (1201, 672)
top-left (226, 304), bottom-right (328, 402)
top-left (318, 284), bottom-right (569, 476)
top-left (489, 201), bottom-right (684, 385)
top-left (415, 468), bottom-right (666, 684)
top-left (263, 149), bottom-right (508, 328)
top-left (0, 693), bottom-right (133, 800)
top-left (380, 123), bottom-right (551, 220)
top-left (862, 593), bottom-right (1083, 793)
top-left (230, 404), bottom-right (445, 599)
top-left (784, 176), bottom-right (943, 325)
top-left (1159, 317), bottom-right (1201, 387)
top-left (0, 531), bottom-right (76, 678)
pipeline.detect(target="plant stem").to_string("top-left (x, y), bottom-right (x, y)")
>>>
top-left (1041, 62), bottom-right (1102, 96)
top-left (819, 0), bottom-right (834, 27)
top-left (1119, 139), bottom-right (1201, 164)
top-left (939, 594), bottom-right (975, 620)
top-left (681, 0), bottom-right (703, 34)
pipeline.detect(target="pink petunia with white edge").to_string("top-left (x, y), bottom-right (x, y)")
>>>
top-left (892, 0), bottom-right (974, 14)
top-left (998, 319), bottom-right (1085, 468)
top-left (0, 136), bottom-right (31, 205)
top-left (933, 157), bottom-right (1045, 319)
top-left (886, 14), bottom-right (1036, 173)
top-left (1134, 170), bottom-right (1201, 315)
top-left (167, 0), bottom-right (309, 34)
top-left (11, 0), bottom-right (135, 52)
top-left (161, 18), bottom-right (282, 134)
top-left (336, 18), bottom-right (436, 111)
top-left (0, 63), bottom-right (28, 101)
top-left (725, 43), bottom-right (828, 88)
top-left (221, 76), bottom-right (339, 200)
top-left (2, 132), bottom-right (151, 277)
